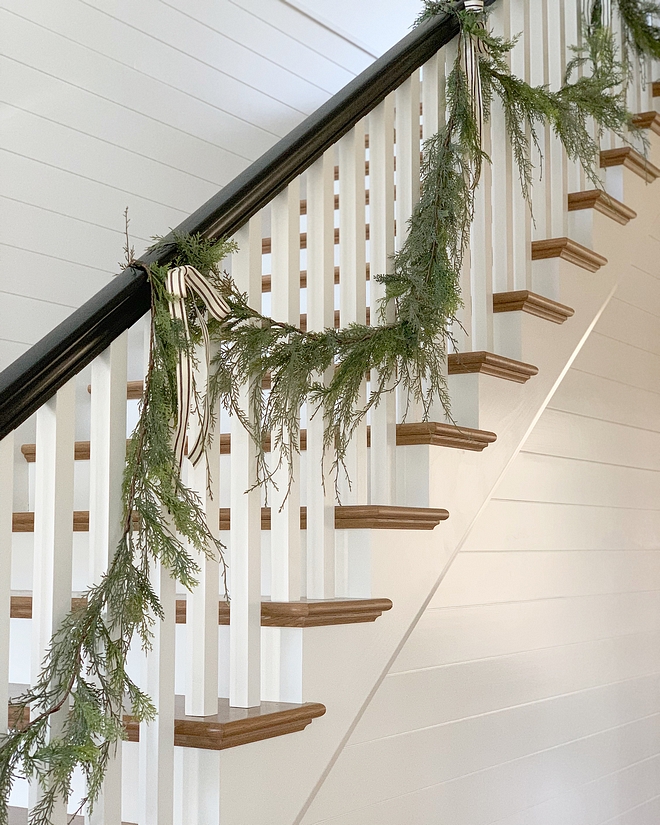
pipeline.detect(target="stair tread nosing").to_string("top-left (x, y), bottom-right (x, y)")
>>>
top-left (8, 688), bottom-right (326, 751)
top-left (10, 595), bottom-right (393, 628)
top-left (530, 237), bottom-right (608, 272)
top-left (600, 146), bottom-right (660, 183)
top-left (448, 351), bottom-right (538, 384)
top-left (631, 110), bottom-right (660, 136)
top-left (567, 190), bottom-right (637, 225)
top-left (493, 291), bottom-right (575, 324)
top-left (21, 421), bottom-right (497, 462)
top-left (12, 505), bottom-right (449, 533)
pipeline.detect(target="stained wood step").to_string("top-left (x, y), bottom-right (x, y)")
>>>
top-left (86, 379), bottom-right (143, 399)
top-left (448, 352), bottom-right (538, 384)
top-left (631, 110), bottom-right (660, 136)
top-left (567, 190), bottom-right (637, 225)
top-left (8, 687), bottom-right (325, 751)
top-left (22, 422), bottom-right (496, 462)
top-left (492, 291), bottom-right (575, 324)
top-left (12, 505), bottom-right (449, 533)
top-left (11, 595), bottom-right (393, 628)
top-left (261, 264), bottom-right (370, 293)
top-left (600, 147), bottom-right (660, 182)
top-left (531, 237), bottom-right (608, 272)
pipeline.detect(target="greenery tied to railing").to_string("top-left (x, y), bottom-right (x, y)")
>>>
top-left (1, 2), bottom-right (659, 822)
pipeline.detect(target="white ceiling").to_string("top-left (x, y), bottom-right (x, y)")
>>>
top-left (281, 0), bottom-right (424, 58)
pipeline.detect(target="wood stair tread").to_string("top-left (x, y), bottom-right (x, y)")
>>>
top-left (448, 351), bottom-right (538, 384)
top-left (531, 237), bottom-right (608, 272)
top-left (8, 688), bottom-right (325, 751)
top-left (493, 291), bottom-right (574, 324)
top-left (10, 595), bottom-right (393, 627)
top-left (567, 190), bottom-right (637, 225)
top-left (631, 110), bottom-right (660, 136)
top-left (600, 146), bottom-right (660, 182)
top-left (22, 423), bottom-right (496, 462)
top-left (12, 505), bottom-right (449, 533)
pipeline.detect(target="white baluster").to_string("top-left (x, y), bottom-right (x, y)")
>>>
top-left (529, 1), bottom-right (550, 241)
top-left (305, 154), bottom-right (336, 599)
top-left (87, 334), bottom-right (128, 825)
top-left (369, 96), bottom-right (397, 505)
top-left (138, 559), bottom-right (176, 825)
top-left (509, 0), bottom-right (533, 289)
top-left (0, 433), bottom-right (13, 734)
top-left (395, 68), bottom-right (423, 393)
top-left (31, 380), bottom-right (76, 825)
top-left (230, 218), bottom-right (262, 707)
top-left (546, 0), bottom-right (569, 238)
top-left (490, 2), bottom-right (514, 294)
top-left (184, 373), bottom-right (219, 717)
top-left (337, 121), bottom-right (368, 505)
top-left (269, 180), bottom-right (302, 603)
top-left (564, 0), bottom-right (583, 194)
top-left (470, 116), bottom-right (494, 350)
top-left (263, 183), bottom-right (304, 703)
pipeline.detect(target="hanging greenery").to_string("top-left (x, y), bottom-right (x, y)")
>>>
top-left (1, 1), bottom-right (656, 822)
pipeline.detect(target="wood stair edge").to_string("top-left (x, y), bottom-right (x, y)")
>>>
top-left (10, 694), bottom-right (326, 751)
top-left (631, 110), bottom-right (660, 136)
top-left (492, 291), bottom-right (575, 324)
top-left (530, 237), bottom-right (608, 272)
top-left (448, 351), bottom-right (539, 384)
top-left (22, 422), bottom-right (497, 462)
top-left (567, 190), bottom-right (637, 225)
top-left (599, 146), bottom-right (660, 182)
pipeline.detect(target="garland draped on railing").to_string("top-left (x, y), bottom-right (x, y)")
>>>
top-left (2, 1), bottom-right (660, 822)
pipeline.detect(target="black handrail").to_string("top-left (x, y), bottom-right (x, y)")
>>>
top-left (0, 1), bottom-right (494, 440)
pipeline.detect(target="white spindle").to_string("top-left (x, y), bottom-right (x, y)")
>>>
top-left (87, 334), bottom-right (128, 825)
top-left (31, 380), bottom-right (76, 825)
top-left (337, 121), bottom-right (368, 507)
top-left (184, 385), bottom-right (219, 717)
top-left (564, 0), bottom-right (583, 195)
top-left (230, 218), bottom-right (262, 707)
top-left (509, 0), bottom-right (533, 289)
top-left (369, 96), bottom-right (397, 505)
top-left (138, 560), bottom-right (176, 825)
top-left (269, 180), bottom-right (303, 602)
top-left (395, 70), bottom-right (424, 426)
top-left (0, 433), bottom-right (13, 734)
top-left (305, 154), bottom-right (336, 599)
top-left (546, 0), bottom-right (568, 237)
top-left (422, 51), bottom-right (443, 139)
top-left (529, 2), bottom-right (550, 240)
top-left (490, 3), bottom-right (514, 294)
top-left (470, 120), bottom-right (494, 351)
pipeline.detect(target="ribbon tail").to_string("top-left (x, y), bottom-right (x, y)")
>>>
top-left (166, 267), bottom-right (193, 469)
top-left (462, 31), bottom-right (484, 150)
top-left (188, 314), bottom-right (212, 468)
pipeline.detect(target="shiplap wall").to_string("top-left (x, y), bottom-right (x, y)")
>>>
top-left (301, 266), bottom-right (660, 823)
top-left (0, 0), bottom-right (377, 371)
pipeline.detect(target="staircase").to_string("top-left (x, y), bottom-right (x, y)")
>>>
top-left (0, 2), bottom-right (659, 823)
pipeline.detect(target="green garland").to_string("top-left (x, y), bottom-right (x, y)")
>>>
top-left (0, 2), bottom-right (655, 822)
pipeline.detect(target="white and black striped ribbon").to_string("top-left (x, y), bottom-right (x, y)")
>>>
top-left (165, 265), bottom-right (230, 468)
top-left (462, 0), bottom-right (488, 148)
top-left (596, 0), bottom-right (612, 28)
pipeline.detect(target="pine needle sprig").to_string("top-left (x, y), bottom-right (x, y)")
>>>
top-left (616, 0), bottom-right (660, 61)
top-left (0, 240), bottom-right (234, 825)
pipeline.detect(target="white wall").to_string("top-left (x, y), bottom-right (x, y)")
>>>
top-left (300, 265), bottom-right (660, 823)
top-left (0, 0), bottom-right (386, 371)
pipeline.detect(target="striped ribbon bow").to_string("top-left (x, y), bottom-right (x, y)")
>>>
top-left (593, 0), bottom-right (612, 28)
top-left (462, 0), bottom-right (489, 149)
top-left (165, 265), bottom-right (231, 468)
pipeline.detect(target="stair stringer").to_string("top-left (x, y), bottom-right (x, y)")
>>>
top-left (213, 145), bottom-right (660, 824)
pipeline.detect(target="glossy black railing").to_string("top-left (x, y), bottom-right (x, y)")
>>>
top-left (0, 0), bottom-right (495, 440)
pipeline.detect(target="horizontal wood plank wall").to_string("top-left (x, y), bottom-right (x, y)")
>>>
top-left (0, 0), bottom-right (372, 371)
top-left (299, 254), bottom-right (660, 822)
